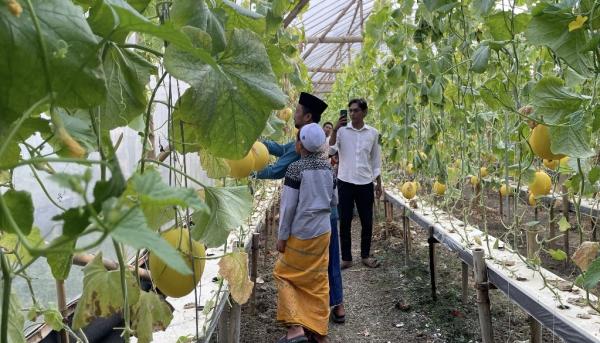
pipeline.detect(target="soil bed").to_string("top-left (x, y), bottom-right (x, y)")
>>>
top-left (239, 205), bottom-right (563, 342)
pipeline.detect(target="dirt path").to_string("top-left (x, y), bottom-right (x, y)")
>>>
top-left (239, 206), bottom-right (562, 342)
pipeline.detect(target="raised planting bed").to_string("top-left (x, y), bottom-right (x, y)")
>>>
top-left (384, 188), bottom-right (600, 343)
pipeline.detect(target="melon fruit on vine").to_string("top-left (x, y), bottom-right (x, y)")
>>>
top-left (543, 159), bottom-right (559, 170)
top-left (150, 228), bottom-right (206, 298)
top-left (226, 150), bottom-right (255, 179)
top-left (251, 141), bottom-right (270, 171)
top-left (528, 193), bottom-right (537, 206)
top-left (278, 108), bottom-right (293, 121)
top-left (480, 167), bottom-right (489, 178)
top-left (499, 184), bottom-right (511, 197)
top-left (401, 181), bottom-right (416, 199)
top-left (529, 125), bottom-right (566, 160)
top-left (529, 171), bottom-right (552, 196)
top-left (433, 181), bottom-right (446, 196)
top-left (470, 175), bottom-right (479, 186)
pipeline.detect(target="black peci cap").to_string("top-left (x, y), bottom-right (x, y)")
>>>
top-left (299, 92), bottom-right (328, 116)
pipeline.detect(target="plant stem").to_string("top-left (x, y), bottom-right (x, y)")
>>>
top-left (113, 240), bottom-right (131, 342)
top-left (141, 72), bottom-right (169, 173)
top-left (0, 250), bottom-right (12, 343)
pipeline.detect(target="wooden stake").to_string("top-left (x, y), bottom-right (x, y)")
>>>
top-left (56, 280), bottom-right (69, 343)
top-left (402, 207), bottom-right (410, 265)
top-left (461, 262), bottom-right (469, 304)
top-left (473, 248), bottom-right (494, 343)
top-left (250, 232), bottom-right (260, 314)
top-left (498, 190), bottom-right (503, 217)
top-left (218, 301), bottom-right (231, 343)
top-left (526, 230), bottom-right (543, 343)
top-left (428, 226), bottom-right (438, 301)
top-left (227, 298), bottom-right (241, 343)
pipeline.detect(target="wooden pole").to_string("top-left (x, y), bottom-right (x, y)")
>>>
top-left (562, 185), bottom-right (570, 265)
top-left (250, 232), bottom-right (260, 314)
top-left (498, 190), bottom-right (503, 217)
top-left (218, 302), bottom-right (231, 343)
top-left (473, 248), bottom-right (494, 343)
top-left (56, 280), bottom-right (69, 343)
top-left (526, 230), bottom-right (543, 343)
top-left (282, 0), bottom-right (309, 28)
top-left (402, 207), bottom-right (410, 265)
top-left (461, 262), bottom-right (469, 304)
top-left (428, 226), bottom-right (438, 301)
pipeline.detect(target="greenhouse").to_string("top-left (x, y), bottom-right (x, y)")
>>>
top-left (1, 0), bottom-right (600, 342)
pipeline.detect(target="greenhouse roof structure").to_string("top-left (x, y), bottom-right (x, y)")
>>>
top-left (288, 0), bottom-right (376, 97)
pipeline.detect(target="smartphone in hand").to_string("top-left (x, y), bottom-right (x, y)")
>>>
top-left (339, 109), bottom-right (348, 126)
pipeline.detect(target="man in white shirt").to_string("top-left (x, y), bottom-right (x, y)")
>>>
top-left (330, 98), bottom-right (382, 269)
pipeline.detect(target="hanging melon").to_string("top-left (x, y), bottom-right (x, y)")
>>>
top-left (529, 125), bottom-right (566, 160)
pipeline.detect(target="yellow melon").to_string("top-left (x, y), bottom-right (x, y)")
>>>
top-left (529, 125), bottom-right (566, 160)
top-left (278, 107), bottom-right (293, 121)
top-left (406, 163), bottom-right (414, 175)
top-left (529, 170), bottom-right (551, 196)
top-left (226, 151), bottom-right (255, 179)
top-left (543, 159), bottom-right (559, 170)
top-left (470, 175), bottom-right (480, 186)
top-left (149, 228), bottom-right (206, 298)
top-left (480, 167), bottom-right (489, 178)
top-left (528, 192), bottom-right (537, 206)
top-left (433, 181), bottom-right (446, 196)
top-left (251, 141), bottom-right (270, 171)
top-left (401, 181), bottom-right (417, 199)
top-left (499, 184), bottom-right (511, 197)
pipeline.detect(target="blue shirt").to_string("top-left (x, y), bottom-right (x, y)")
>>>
top-left (254, 140), bottom-right (300, 179)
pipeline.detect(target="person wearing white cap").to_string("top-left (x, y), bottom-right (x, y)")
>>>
top-left (273, 122), bottom-right (337, 343)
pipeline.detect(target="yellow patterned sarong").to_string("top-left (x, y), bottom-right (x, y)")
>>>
top-left (273, 233), bottom-right (331, 336)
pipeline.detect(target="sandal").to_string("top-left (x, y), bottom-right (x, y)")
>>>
top-left (330, 307), bottom-right (346, 324)
top-left (276, 335), bottom-right (309, 343)
top-left (361, 257), bottom-right (380, 268)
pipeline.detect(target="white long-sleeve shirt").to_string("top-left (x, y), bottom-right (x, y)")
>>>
top-left (331, 123), bottom-right (382, 185)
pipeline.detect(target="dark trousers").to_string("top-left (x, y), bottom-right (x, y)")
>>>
top-left (337, 180), bottom-right (374, 261)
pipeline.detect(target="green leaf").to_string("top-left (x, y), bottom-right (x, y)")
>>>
top-left (485, 12), bottom-right (530, 40)
top-left (98, 45), bottom-right (157, 130)
top-left (166, 29), bottom-right (286, 159)
top-left (131, 291), bottom-right (173, 343)
top-left (549, 111), bottom-right (595, 158)
top-left (72, 253), bottom-right (141, 330)
top-left (171, 0), bottom-right (227, 54)
top-left (219, 0), bottom-right (266, 34)
top-left (428, 78), bottom-right (443, 104)
top-left (192, 186), bottom-right (253, 247)
top-left (0, 0), bottom-right (106, 122)
top-left (589, 167), bottom-right (600, 184)
top-left (531, 77), bottom-right (585, 124)
top-left (47, 249), bottom-right (75, 281)
top-left (47, 109), bottom-right (98, 156)
top-left (0, 284), bottom-right (25, 343)
top-left (548, 248), bottom-right (568, 261)
top-left (52, 207), bottom-right (91, 237)
top-left (558, 216), bottom-right (571, 232)
top-left (0, 190), bottom-right (34, 235)
top-left (199, 149), bottom-right (231, 179)
top-left (583, 257), bottom-right (600, 289)
top-left (479, 78), bottom-right (514, 111)
top-left (423, 0), bottom-right (457, 13)
top-left (88, 0), bottom-right (216, 66)
top-left (471, 0), bottom-right (494, 17)
top-left (0, 227), bottom-right (44, 266)
top-left (525, 4), bottom-right (592, 75)
top-left (129, 168), bottom-right (205, 210)
top-left (108, 205), bottom-right (191, 275)
top-left (471, 44), bottom-right (490, 73)
top-left (43, 309), bottom-right (65, 331)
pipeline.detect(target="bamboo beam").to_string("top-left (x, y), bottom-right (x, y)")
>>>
top-left (302, 0), bottom-right (357, 59)
top-left (305, 36), bottom-right (363, 43)
top-left (308, 67), bottom-right (342, 73)
top-left (283, 0), bottom-right (309, 28)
